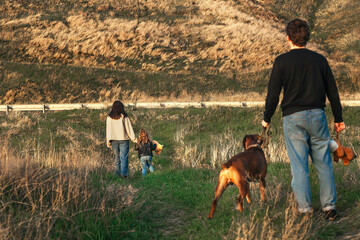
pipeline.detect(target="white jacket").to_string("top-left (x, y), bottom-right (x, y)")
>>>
top-left (106, 115), bottom-right (136, 146)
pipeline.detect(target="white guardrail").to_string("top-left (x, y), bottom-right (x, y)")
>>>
top-left (1, 101), bottom-right (360, 114)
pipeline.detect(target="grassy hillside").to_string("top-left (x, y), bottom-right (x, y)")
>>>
top-left (1, 1), bottom-right (359, 239)
top-left (1, 0), bottom-right (359, 104)
top-left (1, 106), bottom-right (359, 239)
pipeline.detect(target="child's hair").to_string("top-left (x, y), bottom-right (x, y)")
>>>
top-left (138, 129), bottom-right (150, 144)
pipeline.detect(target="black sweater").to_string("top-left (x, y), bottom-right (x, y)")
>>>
top-left (264, 48), bottom-right (343, 123)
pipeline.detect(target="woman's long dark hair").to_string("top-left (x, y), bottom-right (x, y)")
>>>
top-left (109, 100), bottom-right (128, 119)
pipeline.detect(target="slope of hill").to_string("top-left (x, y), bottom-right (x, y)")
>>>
top-left (0, 0), bottom-right (359, 104)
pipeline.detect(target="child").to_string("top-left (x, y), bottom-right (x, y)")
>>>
top-left (135, 129), bottom-right (157, 176)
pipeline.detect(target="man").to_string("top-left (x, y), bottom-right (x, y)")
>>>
top-left (262, 19), bottom-right (345, 220)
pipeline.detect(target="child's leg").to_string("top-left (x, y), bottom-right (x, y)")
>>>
top-left (148, 156), bottom-right (154, 173)
top-left (140, 156), bottom-right (147, 176)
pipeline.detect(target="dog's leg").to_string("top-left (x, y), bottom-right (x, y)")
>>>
top-left (208, 176), bottom-right (228, 219)
top-left (259, 178), bottom-right (266, 202)
top-left (235, 180), bottom-right (248, 212)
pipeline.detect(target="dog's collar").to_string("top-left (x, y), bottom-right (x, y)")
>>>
top-left (247, 143), bottom-right (261, 149)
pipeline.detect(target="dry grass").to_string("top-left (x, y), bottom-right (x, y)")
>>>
top-left (173, 125), bottom-right (287, 169)
top-left (1, 0), bottom-right (358, 105)
top-left (0, 134), bottom-right (138, 239)
top-left (264, 0), bottom-right (319, 22)
top-left (266, 137), bottom-right (288, 162)
top-left (225, 195), bottom-right (312, 240)
top-left (173, 126), bottom-right (207, 168)
top-left (209, 130), bottom-right (240, 168)
top-left (173, 126), bottom-right (253, 169)
top-left (172, 122), bottom-right (359, 169)
top-left (314, 0), bottom-right (360, 90)
top-left (1, 108), bottom-right (359, 238)
top-left (0, 0), bottom-right (288, 74)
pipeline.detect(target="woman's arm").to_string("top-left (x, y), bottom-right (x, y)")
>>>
top-left (123, 117), bottom-right (137, 142)
top-left (134, 142), bottom-right (140, 150)
top-left (106, 117), bottom-right (112, 148)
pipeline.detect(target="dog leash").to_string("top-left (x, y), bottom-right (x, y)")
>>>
top-left (260, 125), bottom-right (272, 149)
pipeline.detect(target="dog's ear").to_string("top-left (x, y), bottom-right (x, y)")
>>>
top-left (243, 135), bottom-right (249, 149)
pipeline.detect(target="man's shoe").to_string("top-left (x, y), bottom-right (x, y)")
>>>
top-left (324, 209), bottom-right (338, 221)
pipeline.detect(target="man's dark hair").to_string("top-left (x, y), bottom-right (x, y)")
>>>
top-left (286, 19), bottom-right (310, 47)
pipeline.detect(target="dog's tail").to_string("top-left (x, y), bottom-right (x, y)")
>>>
top-left (222, 162), bottom-right (232, 169)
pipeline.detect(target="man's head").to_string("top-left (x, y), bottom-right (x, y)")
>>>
top-left (286, 19), bottom-right (310, 47)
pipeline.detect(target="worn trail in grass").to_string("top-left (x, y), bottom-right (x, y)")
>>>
top-left (111, 159), bottom-right (360, 239)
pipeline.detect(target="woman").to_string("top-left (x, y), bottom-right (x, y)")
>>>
top-left (106, 100), bottom-right (137, 178)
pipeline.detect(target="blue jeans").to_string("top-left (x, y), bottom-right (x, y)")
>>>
top-left (140, 156), bottom-right (154, 176)
top-left (283, 109), bottom-right (336, 212)
top-left (111, 140), bottom-right (129, 177)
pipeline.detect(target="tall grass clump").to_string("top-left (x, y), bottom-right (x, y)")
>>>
top-left (172, 122), bottom-right (289, 169)
top-left (0, 137), bottom-right (138, 239)
top-left (210, 130), bottom-right (240, 168)
top-left (173, 126), bottom-right (244, 168)
top-left (225, 196), bottom-right (312, 240)
top-left (173, 126), bottom-right (207, 168)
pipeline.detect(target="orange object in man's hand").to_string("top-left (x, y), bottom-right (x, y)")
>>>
top-left (333, 138), bottom-right (356, 166)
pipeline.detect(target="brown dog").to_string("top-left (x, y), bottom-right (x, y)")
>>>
top-left (208, 135), bottom-right (267, 219)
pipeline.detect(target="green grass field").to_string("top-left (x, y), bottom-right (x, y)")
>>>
top-left (1, 106), bottom-right (359, 239)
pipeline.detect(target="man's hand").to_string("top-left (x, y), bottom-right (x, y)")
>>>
top-left (335, 122), bottom-right (345, 132)
top-left (108, 141), bottom-right (112, 149)
top-left (262, 120), bottom-right (270, 128)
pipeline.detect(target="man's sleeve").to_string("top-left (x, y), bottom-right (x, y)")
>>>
top-left (324, 60), bottom-right (343, 123)
top-left (264, 58), bottom-right (283, 123)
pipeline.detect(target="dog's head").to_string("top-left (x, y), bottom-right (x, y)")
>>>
top-left (242, 134), bottom-right (263, 150)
